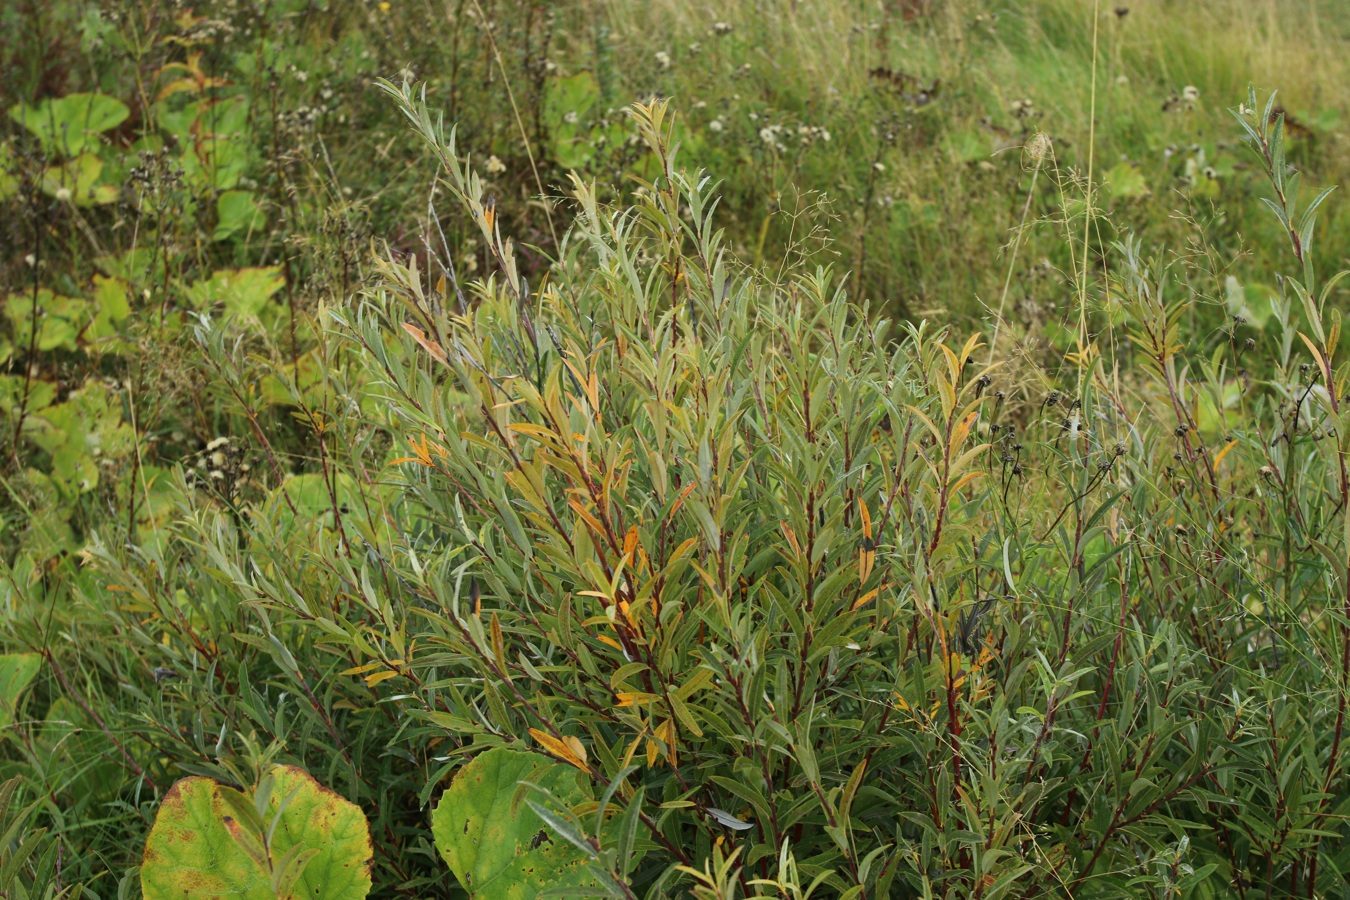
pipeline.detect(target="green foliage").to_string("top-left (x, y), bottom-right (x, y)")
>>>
top-left (4, 1), bottom-right (1350, 897)
top-left (8, 93), bottom-right (129, 157)
top-left (0, 776), bottom-right (74, 900)
top-left (0, 654), bottom-right (40, 729)
top-left (141, 765), bottom-right (373, 900)
top-left (433, 747), bottom-right (612, 898)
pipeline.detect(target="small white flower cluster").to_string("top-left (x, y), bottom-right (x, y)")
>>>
top-left (1010, 97), bottom-right (1036, 118)
top-left (1182, 85), bottom-right (1200, 104)
top-left (1162, 142), bottom-right (1201, 160)
top-left (182, 17), bottom-right (237, 42)
top-left (713, 21), bottom-right (733, 36)
top-left (796, 124), bottom-right (831, 145)
top-left (189, 436), bottom-right (250, 494)
top-left (280, 105), bottom-right (324, 130)
top-left (654, 50), bottom-right (671, 70)
top-left (486, 155), bottom-right (507, 175)
top-left (205, 436), bottom-right (231, 470)
top-left (1182, 147), bottom-right (1218, 185)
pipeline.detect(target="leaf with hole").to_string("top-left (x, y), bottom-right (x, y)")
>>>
top-left (432, 747), bottom-right (606, 898)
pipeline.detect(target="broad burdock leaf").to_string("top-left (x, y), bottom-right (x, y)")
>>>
top-left (432, 747), bottom-right (605, 898)
top-left (141, 765), bottom-right (372, 900)
top-left (8, 93), bottom-right (130, 157)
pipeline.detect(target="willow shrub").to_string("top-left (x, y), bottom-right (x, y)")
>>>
top-left (14, 86), bottom-right (1350, 898)
top-left (288, 85), bottom-right (1350, 896)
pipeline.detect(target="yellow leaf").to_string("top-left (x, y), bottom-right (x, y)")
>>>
top-left (859, 547), bottom-right (875, 584)
top-left (939, 343), bottom-right (963, 387)
top-left (959, 333), bottom-right (984, 368)
top-left (155, 77), bottom-right (202, 102)
top-left (490, 612), bottom-right (507, 675)
top-left (1212, 439), bottom-right (1239, 470)
top-left (665, 537), bottom-right (700, 566)
top-left (852, 587), bottom-right (879, 611)
top-left (1298, 331), bottom-right (1331, 380)
top-left (949, 471), bottom-right (986, 495)
top-left (364, 669), bottom-right (399, 687)
top-left (668, 483), bottom-right (697, 520)
top-left (401, 322), bottom-right (449, 364)
top-left (508, 422), bottom-right (560, 442)
top-left (658, 718), bottom-right (678, 766)
top-left (530, 728), bottom-right (588, 772)
top-left (949, 410), bottom-right (978, 458)
top-left (568, 498), bottom-right (609, 541)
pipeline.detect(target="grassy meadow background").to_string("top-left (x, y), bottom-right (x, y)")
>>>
top-left (4, 0), bottom-right (1350, 897)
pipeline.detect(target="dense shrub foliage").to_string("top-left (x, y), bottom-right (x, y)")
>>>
top-left (5, 1), bottom-right (1350, 898)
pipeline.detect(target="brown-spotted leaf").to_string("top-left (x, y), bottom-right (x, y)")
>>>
top-left (141, 765), bottom-right (372, 900)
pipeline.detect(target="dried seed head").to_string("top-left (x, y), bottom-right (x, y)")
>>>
top-left (1025, 131), bottom-right (1052, 163)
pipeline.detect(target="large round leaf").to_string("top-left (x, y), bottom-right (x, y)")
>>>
top-left (141, 765), bottom-right (372, 900)
top-left (9, 93), bottom-right (129, 157)
top-left (432, 748), bottom-right (602, 898)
